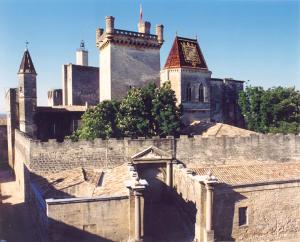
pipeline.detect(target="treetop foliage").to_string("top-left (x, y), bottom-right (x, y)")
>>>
top-left (70, 81), bottom-right (182, 141)
top-left (238, 86), bottom-right (300, 134)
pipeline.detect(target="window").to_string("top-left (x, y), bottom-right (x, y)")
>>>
top-left (186, 84), bottom-right (192, 102)
top-left (239, 207), bottom-right (248, 226)
top-left (199, 84), bottom-right (204, 102)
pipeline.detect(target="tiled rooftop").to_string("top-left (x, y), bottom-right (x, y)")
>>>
top-left (31, 164), bottom-right (131, 199)
top-left (182, 121), bottom-right (256, 136)
top-left (190, 163), bottom-right (300, 186)
top-left (164, 36), bottom-right (208, 70)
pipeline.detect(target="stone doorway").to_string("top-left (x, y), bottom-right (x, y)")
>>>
top-left (131, 147), bottom-right (195, 242)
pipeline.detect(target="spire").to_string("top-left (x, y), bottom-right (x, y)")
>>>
top-left (18, 49), bottom-right (37, 75)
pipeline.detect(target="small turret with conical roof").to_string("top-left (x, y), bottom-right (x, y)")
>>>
top-left (18, 47), bottom-right (37, 137)
top-left (18, 49), bottom-right (37, 74)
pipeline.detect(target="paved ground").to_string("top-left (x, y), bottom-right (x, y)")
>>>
top-left (0, 165), bottom-right (40, 242)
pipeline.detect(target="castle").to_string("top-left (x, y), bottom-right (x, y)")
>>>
top-left (0, 15), bottom-right (300, 242)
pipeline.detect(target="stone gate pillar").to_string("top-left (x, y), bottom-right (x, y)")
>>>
top-left (126, 174), bottom-right (148, 242)
top-left (204, 172), bottom-right (218, 242)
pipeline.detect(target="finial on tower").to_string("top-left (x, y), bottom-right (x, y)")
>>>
top-left (25, 41), bottom-right (29, 51)
top-left (80, 40), bottom-right (85, 49)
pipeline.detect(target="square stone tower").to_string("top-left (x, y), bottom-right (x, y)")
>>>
top-left (96, 16), bottom-right (164, 101)
top-left (18, 49), bottom-right (37, 136)
top-left (161, 36), bottom-right (212, 124)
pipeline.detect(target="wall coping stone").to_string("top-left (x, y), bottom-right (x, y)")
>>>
top-left (46, 195), bottom-right (129, 205)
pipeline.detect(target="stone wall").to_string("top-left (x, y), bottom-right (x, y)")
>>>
top-left (172, 164), bottom-right (205, 242)
top-left (214, 182), bottom-right (300, 241)
top-left (176, 133), bottom-right (300, 165)
top-left (46, 196), bottom-right (130, 242)
top-left (0, 120), bottom-right (8, 163)
top-left (14, 130), bottom-right (31, 201)
top-left (101, 43), bottom-right (160, 101)
top-left (15, 130), bottom-right (300, 175)
top-left (63, 64), bottom-right (99, 106)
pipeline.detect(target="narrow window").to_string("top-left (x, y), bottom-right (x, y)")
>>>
top-left (239, 207), bottom-right (248, 226)
top-left (186, 84), bottom-right (192, 102)
top-left (199, 84), bottom-right (204, 102)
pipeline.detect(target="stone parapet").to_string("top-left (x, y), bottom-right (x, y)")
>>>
top-left (14, 130), bottom-right (300, 175)
top-left (96, 28), bottom-right (161, 50)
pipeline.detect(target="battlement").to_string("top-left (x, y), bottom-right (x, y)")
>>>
top-left (96, 16), bottom-right (163, 50)
top-left (114, 29), bottom-right (158, 40)
top-left (14, 129), bottom-right (300, 175)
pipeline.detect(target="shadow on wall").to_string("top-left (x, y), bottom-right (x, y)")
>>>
top-left (137, 163), bottom-right (196, 242)
top-left (47, 218), bottom-right (114, 242)
top-left (28, 172), bottom-right (116, 242)
top-left (0, 200), bottom-right (115, 242)
top-left (213, 184), bottom-right (246, 242)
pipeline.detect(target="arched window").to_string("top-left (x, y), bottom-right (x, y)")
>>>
top-left (186, 83), bottom-right (192, 102)
top-left (199, 83), bottom-right (204, 102)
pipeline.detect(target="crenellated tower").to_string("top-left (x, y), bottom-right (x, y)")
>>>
top-left (96, 16), bottom-right (164, 101)
top-left (18, 48), bottom-right (37, 136)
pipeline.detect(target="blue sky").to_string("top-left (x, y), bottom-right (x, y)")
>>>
top-left (0, 0), bottom-right (299, 112)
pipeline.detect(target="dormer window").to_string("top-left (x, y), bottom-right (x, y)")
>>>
top-left (199, 84), bottom-right (204, 102)
top-left (186, 83), bottom-right (192, 102)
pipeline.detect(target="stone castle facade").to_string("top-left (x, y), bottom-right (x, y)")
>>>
top-left (1, 14), bottom-right (300, 242)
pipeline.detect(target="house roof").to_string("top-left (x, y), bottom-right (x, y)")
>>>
top-left (31, 164), bottom-right (131, 199)
top-left (164, 36), bottom-right (208, 70)
top-left (190, 163), bottom-right (300, 186)
top-left (18, 49), bottom-right (37, 75)
top-left (181, 122), bottom-right (256, 136)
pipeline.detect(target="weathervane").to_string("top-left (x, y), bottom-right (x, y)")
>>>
top-left (25, 41), bottom-right (29, 50)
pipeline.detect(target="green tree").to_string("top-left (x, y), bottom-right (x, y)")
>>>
top-left (70, 81), bottom-right (183, 140)
top-left (72, 100), bottom-right (120, 140)
top-left (152, 81), bottom-right (182, 136)
top-left (239, 86), bottom-right (300, 134)
top-left (116, 87), bottom-right (150, 137)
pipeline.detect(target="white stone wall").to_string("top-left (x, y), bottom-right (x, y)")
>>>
top-left (100, 44), bottom-right (111, 101)
top-left (100, 43), bottom-right (160, 101)
top-left (160, 68), bottom-right (182, 104)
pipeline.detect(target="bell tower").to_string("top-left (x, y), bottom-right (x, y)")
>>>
top-left (18, 46), bottom-right (37, 136)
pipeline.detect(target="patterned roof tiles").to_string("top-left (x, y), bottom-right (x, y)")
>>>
top-left (164, 36), bottom-right (208, 70)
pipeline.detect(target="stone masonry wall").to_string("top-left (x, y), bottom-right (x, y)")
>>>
top-left (172, 165), bottom-right (205, 242)
top-left (176, 133), bottom-right (300, 165)
top-left (15, 130), bottom-right (300, 175)
top-left (214, 182), bottom-right (300, 241)
top-left (14, 129), bottom-right (31, 201)
top-left (0, 121), bottom-right (8, 163)
top-left (47, 196), bottom-right (129, 242)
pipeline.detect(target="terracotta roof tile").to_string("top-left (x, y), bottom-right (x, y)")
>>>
top-left (31, 164), bottom-right (131, 199)
top-left (164, 36), bottom-right (208, 70)
top-left (190, 163), bottom-right (300, 186)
